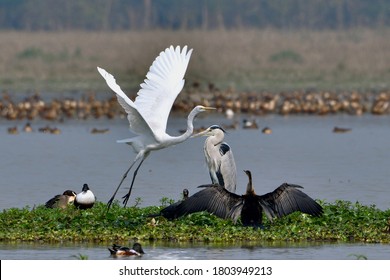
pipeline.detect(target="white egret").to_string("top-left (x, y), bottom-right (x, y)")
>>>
top-left (97, 45), bottom-right (215, 209)
top-left (192, 125), bottom-right (236, 193)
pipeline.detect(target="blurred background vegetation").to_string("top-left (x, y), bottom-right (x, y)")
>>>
top-left (0, 0), bottom-right (389, 92)
top-left (1, 0), bottom-right (389, 31)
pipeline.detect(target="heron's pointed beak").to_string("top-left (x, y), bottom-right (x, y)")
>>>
top-left (204, 106), bottom-right (216, 110)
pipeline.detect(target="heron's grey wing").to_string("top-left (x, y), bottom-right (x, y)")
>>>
top-left (174, 184), bottom-right (241, 219)
top-left (97, 67), bottom-right (155, 138)
top-left (258, 183), bottom-right (323, 220)
top-left (134, 45), bottom-right (193, 136)
top-left (218, 142), bottom-right (237, 193)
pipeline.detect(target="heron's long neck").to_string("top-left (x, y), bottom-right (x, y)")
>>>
top-left (171, 107), bottom-right (198, 144)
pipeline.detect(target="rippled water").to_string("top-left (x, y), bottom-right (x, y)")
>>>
top-left (0, 241), bottom-right (389, 260)
top-left (1, 113), bottom-right (389, 259)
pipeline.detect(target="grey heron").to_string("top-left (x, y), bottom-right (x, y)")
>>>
top-left (97, 46), bottom-right (215, 210)
top-left (192, 125), bottom-right (237, 193)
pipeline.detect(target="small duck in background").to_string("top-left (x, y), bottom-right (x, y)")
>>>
top-left (7, 126), bottom-right (18, 134)
top-left (262, 127), bottom-right (272, 134)
top-left (23, 122), bottom-right (33, 133)
top-left (242, 118), bottom-right (258, 129)
top-left (74, 184), bottom-right (96, 209)
top-left (108, 243), bottom-right (145, 257)
top-left (333, 126), bottom-right (352, 133)
top-left (225, 108), bottom-right (235, 119)
top-left (91, 128), bottom-right (110, 134)
top-left (45, 190), bottom-right (77, 209)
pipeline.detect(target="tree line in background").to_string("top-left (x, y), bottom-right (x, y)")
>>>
top-left (0, 0), bottom-right (389, 31)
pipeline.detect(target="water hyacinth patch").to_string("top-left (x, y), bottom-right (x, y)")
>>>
top-left (0, 200), bottom-right (389, 243)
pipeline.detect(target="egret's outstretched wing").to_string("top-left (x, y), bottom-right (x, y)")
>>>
top-left (135, 45), bottom-right (193, 135)
top-left (97, 67), bottom-right (154, 137)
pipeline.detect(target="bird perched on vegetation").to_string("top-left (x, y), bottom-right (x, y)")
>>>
top-left (97, 46), bottom-right (215, 210)
top-left (192, 125), bottom-right (236, 193)
top-left (45, 190), bottom-right (76, 209)
top-left (174, 170), bottom-right (323, 228)
top-left (148, 189), bottom-right (189, 220)
top-left (108, 243), bottom-right (145, 257)
top-left (74, 184), bottom-right (96, 209)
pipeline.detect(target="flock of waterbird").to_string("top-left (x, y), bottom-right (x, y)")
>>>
top-left (43, 46), bottom-right (325, 256)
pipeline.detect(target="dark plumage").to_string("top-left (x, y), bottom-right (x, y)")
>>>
top-left (174, 170), bottom-right (323, 227)
top-left (45, 190), bottom-right (76, 209)
top-left (148, 189), bottom-right (189, 219)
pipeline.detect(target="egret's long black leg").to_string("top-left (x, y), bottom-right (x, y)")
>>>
top-left (122, 157), bottom-right (146, 207)
top-left (106, 158), bottom-right (139, 212)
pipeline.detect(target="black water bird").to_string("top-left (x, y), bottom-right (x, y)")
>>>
top-left (174, 170), bottom-right (323, 227)
top-left (148, 189), bottom-right (189, 220)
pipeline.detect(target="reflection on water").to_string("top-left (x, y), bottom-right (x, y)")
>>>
top-left (1, 114), bottom-right (389, 259)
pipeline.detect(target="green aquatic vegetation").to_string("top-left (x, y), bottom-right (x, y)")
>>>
top-left (72, 253), bottom-right (89, 260)
top-left (0, 200), bottom-right (389, 244)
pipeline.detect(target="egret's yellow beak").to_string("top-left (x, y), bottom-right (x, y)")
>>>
top-left (191, 128), bottom-right (211, 138)
top-left (202, 106), bottom-right (216, 111)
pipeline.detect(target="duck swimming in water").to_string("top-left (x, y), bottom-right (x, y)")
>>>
top-left (173, 170), bottom-right (323, 228)
top-left (108, 242), bottom-right (145, 257)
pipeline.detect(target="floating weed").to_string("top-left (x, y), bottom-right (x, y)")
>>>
top-left (0, 200), bottom-right (389, 243)
top-left (71, 253), bottom-right (89, 260)
top-left (348, 254), bottom-right (368, 260)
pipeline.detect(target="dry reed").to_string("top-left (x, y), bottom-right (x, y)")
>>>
top-left (0, 29), bottom-right (389, 92)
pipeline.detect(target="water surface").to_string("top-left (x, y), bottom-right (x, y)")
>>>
top-left (1, 113), bottom-right (389, 259)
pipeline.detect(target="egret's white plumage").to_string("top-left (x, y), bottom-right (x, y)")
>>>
top-left (97, 46), bottom-right (214, 209)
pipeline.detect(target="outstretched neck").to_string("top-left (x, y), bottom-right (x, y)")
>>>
top-left (245, 170), bottom-right (255, 194)
top-left (171, 107), bottom-right (199, 144)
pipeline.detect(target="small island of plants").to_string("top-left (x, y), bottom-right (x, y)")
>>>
top-left (0, 199), bottom-right (389, 244)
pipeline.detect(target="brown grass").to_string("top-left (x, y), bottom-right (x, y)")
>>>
top-left (0, 29), bottom-right (389, 93)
